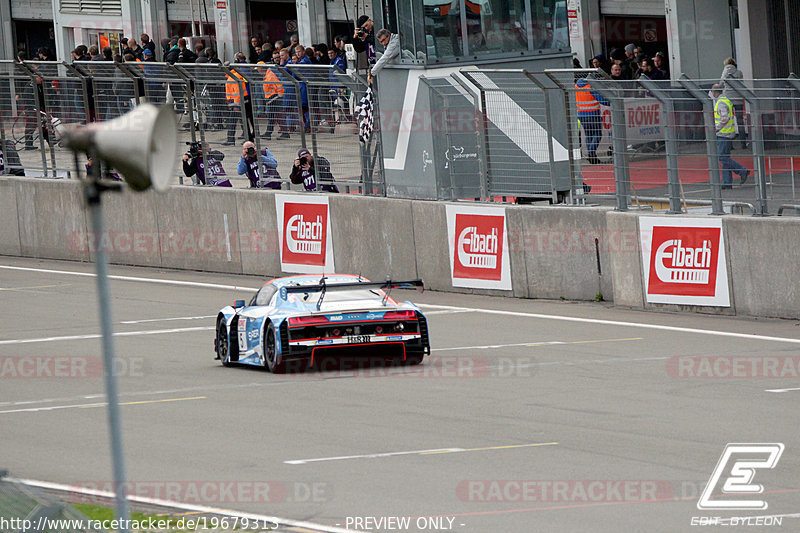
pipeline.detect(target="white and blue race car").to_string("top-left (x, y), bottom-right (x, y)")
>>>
top-left (214, 275), bottom-right (430, 373)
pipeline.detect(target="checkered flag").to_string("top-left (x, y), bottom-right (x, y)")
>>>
top-left (357, 87), bottom-right (374, 144)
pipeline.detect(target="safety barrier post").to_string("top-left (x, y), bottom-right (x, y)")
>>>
top-left (638, 77), bottom-right (682, 213)
top-left (678, 75), bottom-right (725, 215)
top-left (590, 79), bottom-right (630, 211)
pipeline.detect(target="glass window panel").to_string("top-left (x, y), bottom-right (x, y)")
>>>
top-left (397, 0), bottom-right (426, 61)
top-left (466, 0), bottom-right (529, 55)
top-left (531, 0), bottom-right (568, 51)
top-left (422, 0), bottom-right (466, 61)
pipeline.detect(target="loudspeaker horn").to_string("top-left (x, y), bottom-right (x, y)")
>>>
top-left (65, 104), bottom-right (178, 192)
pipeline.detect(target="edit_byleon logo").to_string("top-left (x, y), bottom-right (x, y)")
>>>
top-left (698, 443), bottom-right (785, 510)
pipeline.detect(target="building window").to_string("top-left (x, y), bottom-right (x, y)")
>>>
top-left (396, 0), bottom-right (568, 64)
top-left (60, 0), bottom-right (122, 15)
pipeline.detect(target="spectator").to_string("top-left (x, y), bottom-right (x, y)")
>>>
top-left (0, 139), bottom-right (25, 175)
top-left (142, 48), bottom-right (155, 62)
top-left (590, 54), bottom-right (609, 74)
top-left (274, 40), bottom-right (284, 52)
top-left (140, 34), bottom-right (157, 55)
top-left (334, 35), bottom-right (348, 70)
top-left (610, 62), bottom-right (624, 81)
top-left (123, 53), bottom-right (136, 62)
top-left (76, 45), bottom-right (90, 61)
top-left (233, 51), bottom-right (247, 63)
top-left (89, 45), bottom-right (102, 61)
top-left (642, 58), bottom-right (665, 80)
top-left (623, 43), bottom-right (637, 76)
top-left (237, 141), bottom-right (281, 188)
top-left (277, 48), bottom-right (294, 139)
top-left (257, 43), bottom-right (272, 63)
top-left (711, 83), bottom-right (749, 189)
top-left (164, 39), bottom-right (180, 64)
top-left (289, 148), bottom-right (339, 192)
top-left (197, 47), bottom-right (220, 63)
top-left (653, 52), bottom-right (669, 79)
top-left (249, 37), bottom-right (261, 64)
top-left (304, 46), bottom-right (317, 64)
top-left (177, 38), bottom-right (197, 63)
top-left (609, 48), bottom-right (631, 80)
top-left (37, 47), bottom-right (55, 61)
top-left (369, 29), bottom-right (399, 83)
top-left (289, 34), bottom-right (299, 49)
top-left (102, 46), bottom-right (113, 61)
top-left (353, 15), bottom-right (376, 64)
top-left (194, 42), bottom-right (206, 61)
top-left (575, 78), bottom-right (609, 165)
top-left (182, 142), bottom-right (232, 186)
top-left (315, 43), bottom-right (328, 62)
top-left (128, 39), bottom-right (144, 60)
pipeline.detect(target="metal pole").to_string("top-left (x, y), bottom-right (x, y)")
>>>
top-left (83, 152), bottom-right (130, 533)
top-left (591, 79), bottom-right (629, 211)
top-left (726, 78), bottom-right (768, 216)
top-left (639, 77), bottom-right (682, 213)
top-left (678, 75), bottom-right (725, 215)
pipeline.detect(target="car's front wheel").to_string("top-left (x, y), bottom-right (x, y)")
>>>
top-left (264, 323), bottom-right (285, 374)
top-left (217, 319), bottom-right (231, 367)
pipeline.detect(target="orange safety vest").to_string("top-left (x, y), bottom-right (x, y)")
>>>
top-left (263, 69), bottom-right (284, 98)
top-left (225, 71), bottom-right (249, 103)
top-left (575, 82), bottom-right (600, 113)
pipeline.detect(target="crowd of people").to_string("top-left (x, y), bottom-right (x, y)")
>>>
top-left (587, 43), bottom-right (670, 81)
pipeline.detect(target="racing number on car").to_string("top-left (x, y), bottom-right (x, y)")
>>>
top-left (347, 335), bottom-right (371, 344)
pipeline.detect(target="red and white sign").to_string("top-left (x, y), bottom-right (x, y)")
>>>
top-left (446, 205), bottom-right (511, 290)
top-left (276, 195), bottom-right (334, 274)
top-left (639, 217), bottom-right (729, 306)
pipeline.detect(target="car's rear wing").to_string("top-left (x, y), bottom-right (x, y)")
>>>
top-left (279, 278), bottom-right (424, 310)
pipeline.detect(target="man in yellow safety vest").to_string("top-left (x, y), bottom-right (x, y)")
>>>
top-left (712, 83), bottom-right (749, 188)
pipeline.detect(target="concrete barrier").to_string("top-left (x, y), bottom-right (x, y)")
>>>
top-left (512, 205), bottom-right (613, 301)
top-left (606, 211), bottom-right (644, 309)
top-left (233, 189), bottom-right (282, 277)
top-left (153, 186), bottom-right (243, 274)
top-left (0, 179), bottom-right (21, 256)
top-left (3, 176), bottom-right (800, 320)
top-left (724, 215), bottom-right (800, 319)
top-left (329, 194), bottom-right (418, 282)
top-left (12, 178), bottom-right (90, 262)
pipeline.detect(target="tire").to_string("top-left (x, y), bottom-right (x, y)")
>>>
top-left (264, 323), bottom-right (285, 374)
top-left (216, 319), bottom-right (232, 367)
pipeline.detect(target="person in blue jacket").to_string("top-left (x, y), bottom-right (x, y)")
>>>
top-left (575, 78), bottom-right (609, 164)
top-left (237, 141), bottom-right (282, 189)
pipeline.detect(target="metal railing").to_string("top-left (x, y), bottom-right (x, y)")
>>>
top-left (0, 60), bottom-right (381, 194)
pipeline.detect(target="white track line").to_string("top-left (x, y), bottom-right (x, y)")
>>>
top-left (4, 264), bottom-right (799, 345)
top-left (0, 265), bottom-right (256, 292)
top-left (418, 304), bottom-right (800, 345)
top-left (120, 315), bottom-right (217, 325)
top-left (765, 387), bottom-right (800, 393)
top-left (15, 479), bottom-right (354, 533)
top-left (0, 326), bottom-right (214, 345)
top-left (0, 396), bottom-right (205, 414)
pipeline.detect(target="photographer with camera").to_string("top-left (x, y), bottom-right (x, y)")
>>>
top-left (353, 15), bottom-right (376, 65)
top-left (182, 141), bottom-right (232, 187)
top-left (289, 148), bottom-right (339, 193)
top-left (237, 141), bottom-right (282, 189)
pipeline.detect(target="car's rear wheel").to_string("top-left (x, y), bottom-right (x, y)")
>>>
top-left (264, 323), bottom-right (285, 373)
top-left (217, 319), bottom-right (231, 367)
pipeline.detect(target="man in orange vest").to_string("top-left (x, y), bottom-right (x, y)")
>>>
top-left (575, 78), bottom-right (609, 164)
top-left (224, 69), bottom-right (253, 145)
top-left (259, 60), bottom-right (284, 140)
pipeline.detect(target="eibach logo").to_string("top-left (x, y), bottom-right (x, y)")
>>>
top-left (648, 227), bottom-right (720, 297)
top-left (453, 214), bottom-right (504, 281)
top-left (282, 203), bottom-right (327, 266)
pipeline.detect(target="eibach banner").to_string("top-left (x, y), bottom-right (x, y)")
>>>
top-left (446, 205), bottom-right (512, 290)
top-left (276, 195), bottom-right (334, 274)
top-left (639, 217), bottom-right (729, 306)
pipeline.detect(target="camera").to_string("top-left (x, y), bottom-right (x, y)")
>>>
top-left (357, 27), bottom-right (366, 38)
top-left (186, 141), bottom-right (201, 158)
top-left (246, 146), bottom-right (256, 156)
top-left (298, 156), bottom-right (309, 166)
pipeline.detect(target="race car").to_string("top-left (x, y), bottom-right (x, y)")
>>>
top-left (214, 275), bottom-right (431, 373)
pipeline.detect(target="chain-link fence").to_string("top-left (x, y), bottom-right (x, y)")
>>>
top-left (0, 470), bottom-right (105, 533)
top-left (0, 60), bottom-right (381, 194)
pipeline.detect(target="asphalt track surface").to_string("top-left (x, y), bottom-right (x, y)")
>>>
top-left (2, 256), bottom-right (799, 533)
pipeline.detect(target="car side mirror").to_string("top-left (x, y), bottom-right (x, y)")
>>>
top-left (233, 299), bottom-right (246, 308)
